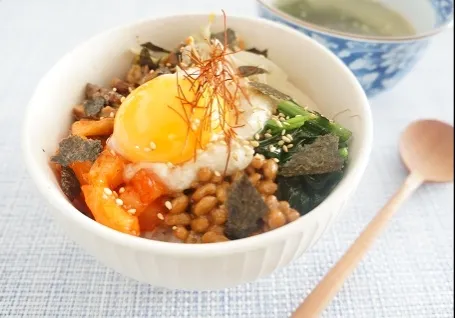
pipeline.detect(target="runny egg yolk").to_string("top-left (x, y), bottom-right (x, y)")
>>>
top-left (112, 73), bottom-right (224, 165)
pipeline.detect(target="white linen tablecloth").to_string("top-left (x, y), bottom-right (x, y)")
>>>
top-left (0, 0), bottom-right (453, 317)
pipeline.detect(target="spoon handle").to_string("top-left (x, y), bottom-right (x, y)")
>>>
top-left (292, 173), bottom-right (423, 318)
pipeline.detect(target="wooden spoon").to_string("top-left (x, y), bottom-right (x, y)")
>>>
top-left (292, 119), bottom-right (454, 318)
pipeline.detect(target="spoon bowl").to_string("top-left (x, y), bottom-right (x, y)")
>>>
top-left (400, 119), bottom-right (454, 183)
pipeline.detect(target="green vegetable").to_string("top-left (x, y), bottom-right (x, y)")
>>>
top-left (339, 147), bottom-right (349, 160)
top-left (277, 101), bottom-right (352, 143)
top-left (253, 99), bottom-right (351, 216)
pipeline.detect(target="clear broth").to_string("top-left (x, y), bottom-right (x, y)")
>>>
top-left (276, 0), bottom-right (416, 37)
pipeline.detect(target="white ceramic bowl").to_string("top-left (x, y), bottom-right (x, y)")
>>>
top-left (22, 14), bottom-right (373, 291)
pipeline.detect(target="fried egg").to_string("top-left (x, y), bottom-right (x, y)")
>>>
top-left (109, 69), bottom-right (275, 191)
top-left (110, 72), bottom-right (221, 165)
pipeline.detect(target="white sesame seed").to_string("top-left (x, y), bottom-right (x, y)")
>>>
top-left (99, 116), bottom-right (105, 120)
top-left (135, 145), bottom-right (140, 150)
top-left (103, 188), bottom-right (113, 196)
top-left (279, 117), bottom-right (286, 122)
top-left (120, 97), bottom-right (126, 102)
top-left (295, 114), bottom-right (302, 117)
top-left (278, 140), bottom-right (285, 146)
top-left (127, 209), bottom-right (137, 215)
top-left (102, 194), bottom-right (108, 200)
top-left (254, 133), bottom-right (261, 140)
top-left (109, 112), bottom-right (115, 118)
top-left (191, 123), bottom-right (198, 131)
top-left (115, 198), bottom-right (123, 206)
top-left (283, 122), bottom-right (290, 126)
top-left (286, 134), bottom-right (293, 140)
top-left (250, 140), bottom-right (260, 147)
top-left (165, 201), bottom-right (173, 210)
top-left (119, 187), bottom-right (125, 194)
top-left (273, 158), bottom-right (280, 163)
top-left (157, 213), bottom-right (165, 220)
top-left (266, 129), bottom-right (272, 134)
top-left (283, 145), bottom-right (289, 152)
top-left (214, 171), bottom-right (221, 177)
top-left (269, 145), bottom-right (277, 152)
top-left (276, 121), bottom-right (283, 128)
top-left (128, 87), bottom-right (133, 93)
top-left (286, 116), bottom-right (290, 120)
top-left (278, 113), bottom-right (285, 117)
top-left (149, 142), bottom-right (156, 150)
top-left (288, 144), bottom-right (294, 148)
top-left (281, 129), bottom-right (286, 136)
top-left (166, 162), bottom-right (174, 168)
top-left (264, 133), bottom-right (272, 138)
top-left (172, 226), bottom-right (177, 230)
top-left (112, 87), bottom-right (117, 92)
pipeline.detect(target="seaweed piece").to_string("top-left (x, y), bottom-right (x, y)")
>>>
top-left (248, 82), bottom-right (292, 101)
top-left (279, 134), bottom-right (344, 176)
top-left (211, 28), bottom-right (237, 48)
top-left (246, 47), bottom-right (268, 58)
top-left (85, 83), bottom-right (123, 106)
top-left (276, 176), bottom-right (313, 215)
top-left (138, 47), bottom-right (158, 69)
top-left (83, 96), bottom-right (105, 118)
top-left (51, 136), bottom-right (102, 167)
top-left (61, 166), bottom-right (81, 201)
top-left (141, 42), bottom-right (170, 53)
top-left (276, 171), bottom-right (344, 216)
top-left (237, 66), bottom-right (268, 77)
top-left (225, 174), bottom-right (268, 239)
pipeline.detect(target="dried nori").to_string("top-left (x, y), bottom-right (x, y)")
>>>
top-left (237, 66), bottom-right (268, 77)
top-left (225, 174), bottom-right (268, 239)
top-left (138, 47), bottom-right (158, 69)
top-left (85, 83), bottom-right (123, 106)
top-left (211, 28), bottom-right (237, 49)
top-left (248, 82), bottom-right (292, 101)
top-left (246, 48), bottom-right (268, 58)
top-left (279, 134), bottom-right (344, 177)
top-left (141, 42), bottom-right (171, 53)
top-left (276, 171), bottom-right (344, 216)
top-left (51, 136), bottom-right (102, 167)
top-left (61, 166), bottom-right (81, 201)
top-left (83, 96), bottom-right (105, 118)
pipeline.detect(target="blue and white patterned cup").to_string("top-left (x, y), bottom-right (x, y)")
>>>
top-left (257, 0), bottom-right (454, 97)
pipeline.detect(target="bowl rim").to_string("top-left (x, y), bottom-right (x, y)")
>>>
top-left (257, 0), bottom-right (454, 43)
top-left (22, 13), bottom-right (373, 257)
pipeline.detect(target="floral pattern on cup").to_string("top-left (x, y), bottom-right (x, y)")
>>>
top-left (257, 0), bottom-right (453, 97)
